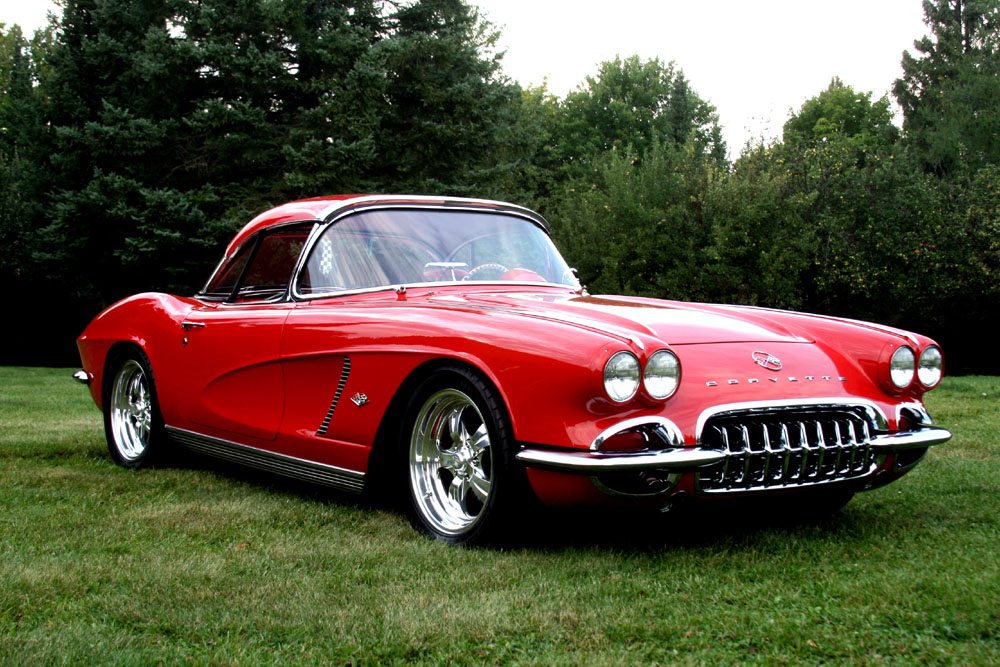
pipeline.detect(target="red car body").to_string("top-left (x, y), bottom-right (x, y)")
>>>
top-left (76, 195), bottom-right (952, 544)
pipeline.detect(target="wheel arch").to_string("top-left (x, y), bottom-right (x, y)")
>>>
top-left (364, 357), bottom-right (511, 497)
top-left (100, 340), bottom-right (150, 411)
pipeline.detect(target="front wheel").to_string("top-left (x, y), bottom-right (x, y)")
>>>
top-left (104, 349), bottom-right (166, 468)
top-left (403, 367), bottom-right (524, 545)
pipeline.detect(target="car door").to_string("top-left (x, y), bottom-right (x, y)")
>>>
top-left (177, 225), bottom-right (312, 442)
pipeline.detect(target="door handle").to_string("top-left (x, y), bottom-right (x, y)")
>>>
top-left (180, 321), bottom-right (206, 331)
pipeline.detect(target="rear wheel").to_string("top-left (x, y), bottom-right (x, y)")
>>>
top-left (104, 349), bottom-right (166, 468)
top-left (403, 367), bottom-right (523, 545)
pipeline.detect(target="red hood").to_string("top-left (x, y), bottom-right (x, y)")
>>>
top-left (438, 291), bottom-right (813, 346)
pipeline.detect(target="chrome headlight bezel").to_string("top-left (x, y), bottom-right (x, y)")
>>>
top-left (918, 345), bottom-right (943, 388)
top-left (604, 351), bottom-right (640, 403)
top-left (644, 349), bottom-right (681, 400)
top-left (890, 345), bottom-right (916, 389)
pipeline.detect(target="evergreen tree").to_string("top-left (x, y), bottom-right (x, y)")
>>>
top-left (370, 0), bottom-right (518, 194)
top-left (0, 23), bottom-right (51, 296)
top-left (893, 0), bottom-right (1000, 175)
top-left (38, 0), bottom-right (519, 311)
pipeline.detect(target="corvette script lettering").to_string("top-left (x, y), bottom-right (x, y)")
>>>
top-left (706, 376), bottom-right (847, 387)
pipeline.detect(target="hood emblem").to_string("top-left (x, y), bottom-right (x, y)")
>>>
top-left (751, 351), bottom-right (782, 371)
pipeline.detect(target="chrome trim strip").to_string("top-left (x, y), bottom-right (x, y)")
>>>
top-left (317, 356), bottom-right (351, 436)
top-left (869, 427), bottom-right (952, 450)
top-left (166, 426), bottom-right (365, 494)
top-left (315, 195), bottom-right (549, 228)
top-left (695, 398), bottom-right (890, 441)
top-left (589, 416), bottom-right (684, 451)
top-left (293, 280), bottom-right (577, 302)
top-left (72, 369), bottom-right (91, 385)
top-left (516, 446), bottom-right (725, 472)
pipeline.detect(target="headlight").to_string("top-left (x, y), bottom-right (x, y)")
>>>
top-left (644, 349), bottom-right (680, 399)
top-left (918, 345), bottom-right (943, 387)
top-left (604, 351), bottom-right (640, 402)
top-left (890, 346), bottom-right (916, 389)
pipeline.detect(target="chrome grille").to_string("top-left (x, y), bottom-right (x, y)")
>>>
top-left (697, 406), bottom-right (880, 493)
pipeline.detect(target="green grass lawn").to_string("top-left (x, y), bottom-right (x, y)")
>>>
top-left (1, 367), bottom-right (997, 664)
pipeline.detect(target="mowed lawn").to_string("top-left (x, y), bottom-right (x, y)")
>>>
top-left (1, 367), bottom-right (997, 664)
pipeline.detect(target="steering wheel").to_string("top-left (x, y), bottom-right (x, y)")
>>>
top-left (462, 263), bottom-right (510, 281)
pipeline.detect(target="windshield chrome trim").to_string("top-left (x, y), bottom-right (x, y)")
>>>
top-left (293, 281), bottom-right (579, 302)
top-left (316, 195), bottom-right (549, 229)
top-left (289, 201), bottom-right (576, 302)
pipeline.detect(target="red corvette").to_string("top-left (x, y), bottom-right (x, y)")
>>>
top-left (75, 195), bottom-right (952, 544)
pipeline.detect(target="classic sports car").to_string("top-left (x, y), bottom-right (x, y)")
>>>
top-left (75, 195), bottom-right (952, 544)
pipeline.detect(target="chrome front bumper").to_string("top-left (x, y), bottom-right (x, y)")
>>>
top-left (516, 422), bottom-right (952, 475)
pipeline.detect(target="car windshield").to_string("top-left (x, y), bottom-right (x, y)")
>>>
top-left (296, 208), bottom-right (578, 295)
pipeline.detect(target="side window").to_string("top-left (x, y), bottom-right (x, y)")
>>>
top-left (202, 224), bottom-right (313, 302)
top-left (203, 243), bottom-right (253, 299)
top-left (233, 229), bottom-right (310, 302)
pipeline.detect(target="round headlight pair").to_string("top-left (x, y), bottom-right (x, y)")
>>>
top-left (604, 350), bottom-right (680, 402)
top-left (889, 345), bottom-right (944, 389)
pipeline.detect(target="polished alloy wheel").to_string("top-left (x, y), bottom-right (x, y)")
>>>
top-left (109, 359), bottom-right (153, 461)
top-left (409, 388), bottom-right (493, 536)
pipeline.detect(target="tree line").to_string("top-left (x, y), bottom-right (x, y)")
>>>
top-left (1, 0), bottom-right (998, 373)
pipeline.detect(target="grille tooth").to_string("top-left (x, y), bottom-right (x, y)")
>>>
top-left (719, 427), bottom-right (731, 487)
top-left (779, 424), bottom-right (792, 484)
top-left (739, 425), bottom-right (752, 486)
top-left (813, 420), bottom-right (826, 479)
top-left (831, 421), bottom-right (844, 474)
top-left (698, 407), bottom-right (881, 494)
top-left (760, 423), bottom-right (772, 483)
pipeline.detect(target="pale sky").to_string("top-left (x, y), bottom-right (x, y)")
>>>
top-left (3, 0), bottom-right (930, 156)
top-left (475, 0), bottom-right (929, 154)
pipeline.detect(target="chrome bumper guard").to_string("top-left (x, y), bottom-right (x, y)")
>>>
top-left (72, 369), bottom-right (91, 385)
top-left (868, 426), bottom-right (952, 451)
top-left (516, 445), bottom-right (725, 472)
top-left (516, 416), bottom-right (725, 473)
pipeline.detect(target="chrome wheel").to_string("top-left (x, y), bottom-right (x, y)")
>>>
top-left (109, 359), bottom-right (153, 461)
top-left (409, 388), bottom-right (493, 536)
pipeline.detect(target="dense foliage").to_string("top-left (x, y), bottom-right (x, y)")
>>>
top-left (1, 0), bottom-right (998, 372)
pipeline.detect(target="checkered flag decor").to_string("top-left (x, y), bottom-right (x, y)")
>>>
top-left (318, 236), bottom-right (334, 276)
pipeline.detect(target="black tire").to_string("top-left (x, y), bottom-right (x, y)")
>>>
top-left (103, 348), bottom-right (167, 468)
top-left (401, 366), bottom-right (525, 546)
